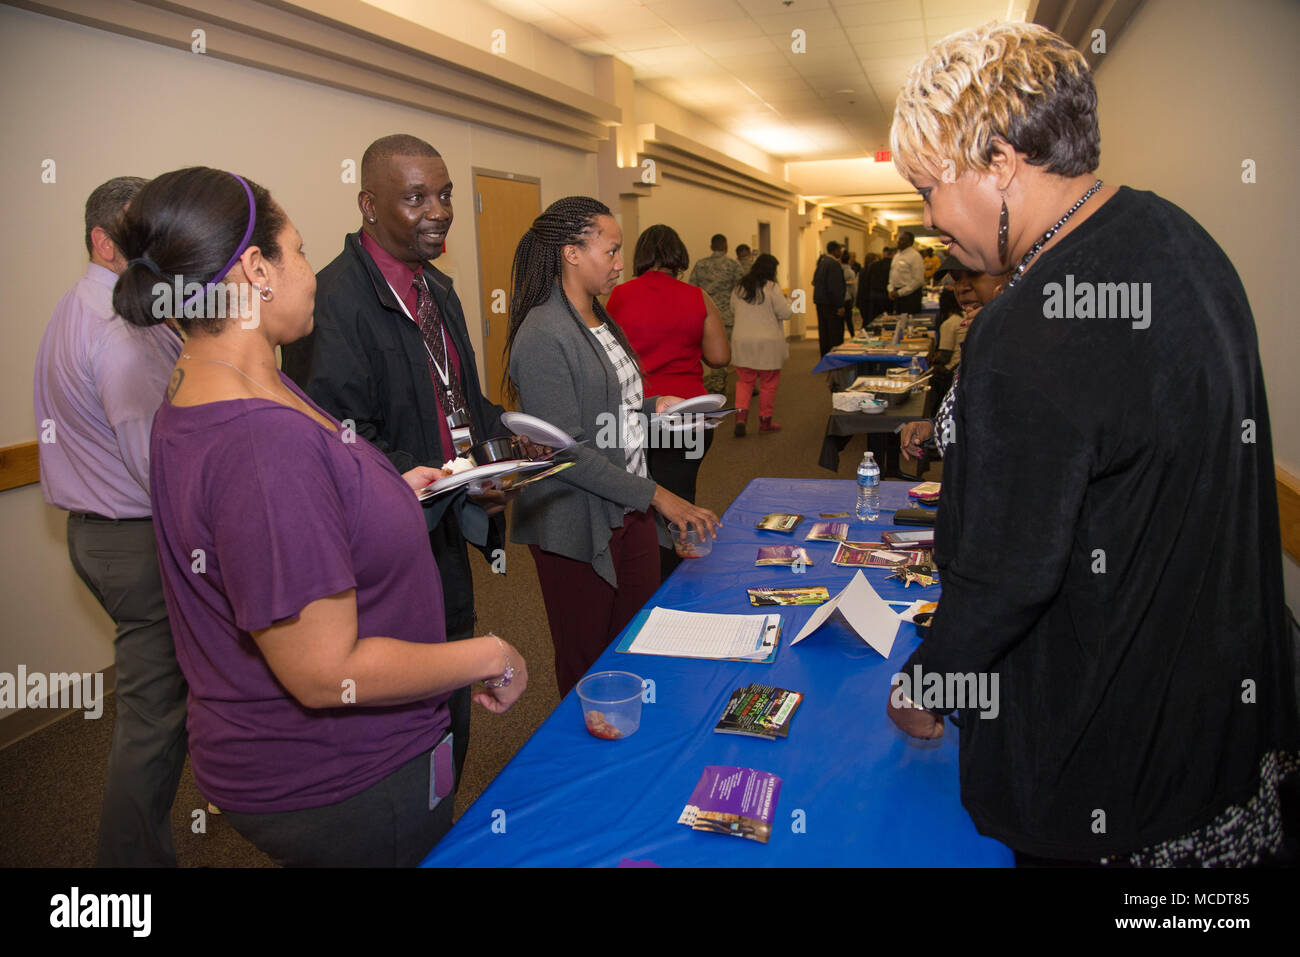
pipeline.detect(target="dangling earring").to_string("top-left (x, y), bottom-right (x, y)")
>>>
top-left (997, 188), bottom-right (1009, 267)
top-left (258, 284), bottom-right (274, 302)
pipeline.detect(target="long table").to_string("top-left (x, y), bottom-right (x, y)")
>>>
top-left (811, 350), bottom-right (929, 376)
top-left (819, 391), bottom-right (929, 473)
top-left (420, 479), bottom-right (1012, 867)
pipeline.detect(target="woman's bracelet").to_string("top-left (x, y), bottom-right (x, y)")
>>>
top-left (483, 634), bottom-right (514, 689)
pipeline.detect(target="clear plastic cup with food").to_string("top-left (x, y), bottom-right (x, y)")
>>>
top-left (576, 671), bottom-right (644, 740)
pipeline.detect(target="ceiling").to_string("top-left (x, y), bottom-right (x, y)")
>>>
top-left (482, 0), bottom-right (1033, 163)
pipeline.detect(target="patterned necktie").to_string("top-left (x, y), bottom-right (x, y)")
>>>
top-left (933, 370), bottom-right (959, 458)
top-left (412, 274), bottom-right (470, 432)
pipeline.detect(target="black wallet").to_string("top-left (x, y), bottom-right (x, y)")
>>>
top-left (893, 507), bottom-right (937, 526)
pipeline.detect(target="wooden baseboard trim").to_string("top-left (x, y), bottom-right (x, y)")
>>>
top-left (0, 441), bottom-right (39, 492)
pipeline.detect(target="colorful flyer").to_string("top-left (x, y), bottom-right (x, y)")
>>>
top-left (756, 513), bottom-right (803, 533)
top-left (714, 685), bottom-right (803, 739)
top-left (805, 521), bottom-right (849, 542)
top-left (755, 545), bottom-right (813, 567)
top-left (831, 542), bottom-right (929, 568)
top-left (746, 586), bottom-right (830, 607)
top-left (677, 766), bottom-right (783, 844)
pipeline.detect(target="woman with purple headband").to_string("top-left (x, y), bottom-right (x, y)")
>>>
top-left (114, 167), bottom-right (530, 866)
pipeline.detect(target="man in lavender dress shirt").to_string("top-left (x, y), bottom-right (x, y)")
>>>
top-left (33, 176), bottom-right (187, 866)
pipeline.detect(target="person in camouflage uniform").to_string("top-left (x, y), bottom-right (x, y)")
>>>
top-left (689, 234), bottom-right (745, 393)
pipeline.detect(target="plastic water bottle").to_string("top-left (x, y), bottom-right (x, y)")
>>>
top-left (908, 355), bottom-right (922, 378)
top-left (856, 452), bottom-right (881, 522)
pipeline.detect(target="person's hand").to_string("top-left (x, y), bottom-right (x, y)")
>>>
top-left (886, 689), bottom-right (944, 739)
top-left (472, 637), bottom-right (528, 714)
top-left (466, 485), bottom-right (517, 516)
top-left (651, 486), bottom-right (721, 539)
top-left (402, 465), bottom-right (450, 493)
top-left (899, 420), bottom-right (934, 461)
top-left (655, 395), bottom-right (686, 414)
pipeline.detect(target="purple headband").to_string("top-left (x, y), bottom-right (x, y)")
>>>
top-left (180, 171), bottom-right (256, 311)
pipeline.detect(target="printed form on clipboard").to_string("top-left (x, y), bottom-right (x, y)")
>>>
top-left (619, 607), bottom-right (782, 663)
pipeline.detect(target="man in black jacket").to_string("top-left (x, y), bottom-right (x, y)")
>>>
top-left (858, 247), bottom-right (893, 325)
top-left (812, 240), bottom-right (846, 356)
top-left (282, 134), bottom-right (506, 781)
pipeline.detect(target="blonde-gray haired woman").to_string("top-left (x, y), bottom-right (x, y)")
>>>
top-left (884, 21), bottom-right (1297, 867)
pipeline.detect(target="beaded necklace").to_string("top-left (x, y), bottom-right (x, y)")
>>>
top-left (1004, 179), bottom-right (1104, 288)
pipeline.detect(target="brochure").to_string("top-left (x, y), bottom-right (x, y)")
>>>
top-left (804, 521), bottom-right (849, 542)
top-left (747, 586), bottom-right (830, 607)
top-left (755, 546), bottom-right (813, 567)
top-left (677, 766), bottom-right (783, 844)
top-left (714, 684), bottom-right (803, 739)
top-left (756, 513), bottom-right (803, 533)
top-left (832, 542), bottom-right (928, 568)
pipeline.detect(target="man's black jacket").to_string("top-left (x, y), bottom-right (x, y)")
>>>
top-left (812, 253), bottom-right (846, 306)
top-left (282, 230), bottom-right (506, 630)
top-left (858, 255), bottom-right (893, 315)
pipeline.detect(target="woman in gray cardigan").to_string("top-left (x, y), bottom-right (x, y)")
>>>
top-left (505, 196), bottom-right (720, 696)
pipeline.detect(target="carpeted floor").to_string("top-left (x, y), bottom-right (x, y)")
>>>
top-left (0, 332), bottom-right (938, 867)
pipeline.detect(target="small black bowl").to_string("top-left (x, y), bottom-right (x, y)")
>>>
top-left (912, 611), bottom-right (935, 637)
top-left (469, 436), bottom-right (517, 465)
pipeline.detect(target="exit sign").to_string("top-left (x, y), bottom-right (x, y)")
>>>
top-left (874, 149), bottom-right (891, 163)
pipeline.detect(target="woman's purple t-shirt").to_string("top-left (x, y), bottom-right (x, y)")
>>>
top-left (149, 373), bottom-right (450, 813)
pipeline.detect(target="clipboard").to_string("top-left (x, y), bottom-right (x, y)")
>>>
top-left (614, 608), bottom-right (781, 664)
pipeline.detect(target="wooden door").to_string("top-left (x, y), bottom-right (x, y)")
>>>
top-left (474, 173), bottom-right (540, 408)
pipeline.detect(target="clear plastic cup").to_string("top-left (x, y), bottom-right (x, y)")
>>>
top-left (576, 671), bottom-right (644, 741)
top-left (667, 522), bottom-right (713, 559)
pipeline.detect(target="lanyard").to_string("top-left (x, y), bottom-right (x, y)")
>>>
top-left (386, 277), bottom-right (452, 389)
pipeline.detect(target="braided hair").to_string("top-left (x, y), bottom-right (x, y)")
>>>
top-left (503, 195), bottom-right (642, 404)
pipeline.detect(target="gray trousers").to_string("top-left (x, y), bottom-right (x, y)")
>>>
top-left (222, 741), bottom-right (455, 867)
top-left (66, 513), bottom-right (188, 867)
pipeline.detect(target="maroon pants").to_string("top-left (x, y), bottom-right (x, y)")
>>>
top-left (529, 509), bottom-right (661, 697)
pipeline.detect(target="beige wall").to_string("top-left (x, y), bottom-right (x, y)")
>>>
top-left (1091, 0), bottom-right (1299, 608)
top-left (636, 178), bottom-right (790, 287)
top-left (361, 0), bottom-right (596, 94)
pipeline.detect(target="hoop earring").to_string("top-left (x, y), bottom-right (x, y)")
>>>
top-left (259, 284), bottom-right (274, 302)
top-left (997, 189), bottom-right (1009, 267)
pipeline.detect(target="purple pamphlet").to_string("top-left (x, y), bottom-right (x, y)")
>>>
top-left (677, 765), bottom-right (783, 844)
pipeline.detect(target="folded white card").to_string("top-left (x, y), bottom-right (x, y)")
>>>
top-left (791, 570), bottom-right (901, 657)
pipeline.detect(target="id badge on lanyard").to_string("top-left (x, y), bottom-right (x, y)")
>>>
top-left (390, 278), bottom-right (473, 456)
top-left (447, 409), bottom-right (473, 454)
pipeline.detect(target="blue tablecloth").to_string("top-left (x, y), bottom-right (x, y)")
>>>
top-left (811, 352), bottom-right (929, 374)
top-left (420, 478), bottom-right (1013, 867)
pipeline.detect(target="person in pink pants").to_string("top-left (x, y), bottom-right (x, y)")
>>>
top-left (729, 254), bottom-right (793, 434)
